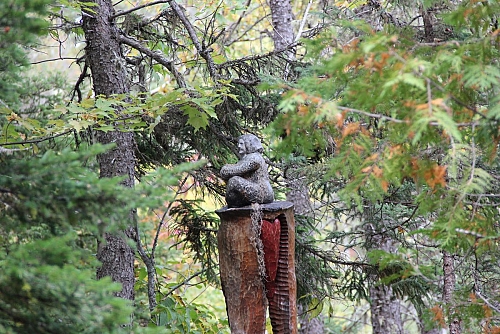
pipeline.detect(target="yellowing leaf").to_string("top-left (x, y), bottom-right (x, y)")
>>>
top-left (430, 305), bottom-right (446, 328)
top-left (80, 98), bottom-right (95, 109)
top-left (297, 105), bottom-right (309, 116)
top-left (372, 165), bottom-right (383, 178)
top-left (424, 164), bottom-right (447, 189)
top-left (361, 166), bottom-right (372, 173)
top-left (342, 122), bottom-right (359, 138)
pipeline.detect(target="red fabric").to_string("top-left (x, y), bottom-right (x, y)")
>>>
top-left (261, 218), bottom-right (281, 299)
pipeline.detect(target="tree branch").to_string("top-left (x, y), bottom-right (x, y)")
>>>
top-left (298, 241), bottom-right (372, 267)
top-left (118, 34), bottom-right (187, 88)
top-left (223, 0), bottom-right (252, 45)
top-left (135, 220), bottom-right (157, 312)
top-left (163, 270), bottom-right (204, 298)
top-left (337, 106), bottom-right (408, 124)
top-left (31, 57), bottom-right (79, 65)
top-left (295, 0), bottom-right (312, 43)
top-left (110, 0), bottom-right (169, 20)
top-left (218, 42), bottom-right (299, 70)
top-left (0, 146), bottom-right (28, 154)
top-left (227, 14), bottom-right (271, 47)
top-left (2, 130), bottom-right (73, 146)
top-left (167, 0), bottom-right (219, 81)
top-left (70, 61), bottom-right (89, 103)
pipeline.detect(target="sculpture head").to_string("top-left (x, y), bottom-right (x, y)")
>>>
top-left (238, 134), bottom-right (263, 155)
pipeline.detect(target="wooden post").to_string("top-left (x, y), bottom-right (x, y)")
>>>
top-left (216, 201), bottom-right (297, 334)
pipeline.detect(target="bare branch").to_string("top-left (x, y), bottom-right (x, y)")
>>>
top-left (0, 146), bottom-right (28, 154)
top-left (298, 241), bottom-right (372, 267)
top-left (226, 14), bottom-right (271, 47)
top-left (337, 106), bottom-right (408, 124)
top-left (218, 42), bottom-right (299, 70)
top-left (224, 0), bottom-right (252, 45)
top-left (118, 34), bottom-right (187, 88)
top-left (2, 129), bottom-right (74, 147)
top-left (163, 271), bottom-right (204, 298)
top-left (295, 0), bottom-right (313, 43)
top-left (337, 105), bottom-right (478, 128)
top-left (167, 0), bottom-right (219, 81)
top-left (476, 290), bottom-right (500, 314)
top-left (110, 0), bottom-right (169, 20)
top-left (70, 61), bottom-right (89, 103)
top-left (31, 57), bottom-right (79, 65)
top-left (134, 219), bottom-right (157, 312)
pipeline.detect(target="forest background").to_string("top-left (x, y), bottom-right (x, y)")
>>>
top-left (1, 0), bottom-right (499, 333)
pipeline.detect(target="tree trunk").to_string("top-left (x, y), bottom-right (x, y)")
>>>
top-left (420, 5), bottom-right (435, 43)
top-left (269, 0), bottom-right (295, 57)
top-left (82, 0), bottom-right (136, 301)
top-left (370, 284), bottom-right (404, 334)
top-left (268, 0), bottom-right (324, 331)
top-left (366, 222), bottom-right (404, 334)
top-left (443, 250), bottom-right (461, 334)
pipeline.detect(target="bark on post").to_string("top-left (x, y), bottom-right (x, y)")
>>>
top-left (82, 0), bottom-right (136, 300)
top-left (216, 201), bottom-right (297, 334)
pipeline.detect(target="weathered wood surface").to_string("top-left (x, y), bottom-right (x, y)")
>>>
top-left (216, 201), bottom-right (297, 334)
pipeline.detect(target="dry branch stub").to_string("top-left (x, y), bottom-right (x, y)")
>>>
top-left (216, 201), bottom-right (297, 334)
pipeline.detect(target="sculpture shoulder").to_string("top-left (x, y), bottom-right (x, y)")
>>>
top-left (243, 152), bottom-right (265, 163)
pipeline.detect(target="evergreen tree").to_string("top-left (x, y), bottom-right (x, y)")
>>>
top-left (270, 0), bottom-right (500, 332)
top-left (0, 0), bottom-right (51, 107)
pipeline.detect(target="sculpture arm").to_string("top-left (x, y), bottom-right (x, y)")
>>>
top-left (220, 156), bottom-right (260, 180)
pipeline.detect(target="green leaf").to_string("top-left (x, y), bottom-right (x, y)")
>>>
top-left (181, 105), bottom-right (209, 132)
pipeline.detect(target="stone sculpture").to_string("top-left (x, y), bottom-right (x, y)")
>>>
top-left (220, 134), bottom-right (274, 208)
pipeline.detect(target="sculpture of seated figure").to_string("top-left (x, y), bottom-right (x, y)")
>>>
top-left (220, 134), bottom-right (274, 208)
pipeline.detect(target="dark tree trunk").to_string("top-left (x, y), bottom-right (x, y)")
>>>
top-left (82, 0), bottom-right (136, 301)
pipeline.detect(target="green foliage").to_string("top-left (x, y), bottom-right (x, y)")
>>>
top-left (0, 235), bottom-right (133, 334)
top-left (169, 199), bottom-right (220, 284)
top-left (151, 295), bottom-right (228, 333)
top-left (0, 0), bottom-right (52, 106)
top-left (268, 0), bottom-right (500, 330)
top-left (0, 145), bottom-right (132, 236)
top-left (0, 143), bottom-right (205, 332)
top-left (6, 0), bottom-right (500, 331)
top-left (0, 146), bottom-right (134, 332)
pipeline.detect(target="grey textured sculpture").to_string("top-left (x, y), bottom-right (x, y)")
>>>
top-left (220, 134), bottom-right (274, 208)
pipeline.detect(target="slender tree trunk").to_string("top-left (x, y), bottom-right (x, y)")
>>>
top-left (82, 0), bottom-right (136, 301)
top-left (287, 174), bottom-right (324, 334)
top-left (269, 0), bottom-right (294, 53)
top-left (268, 0), bottom-right (324, 331)
top-left (443, 250), bottom-right (461, 334)
top-left (420, 5), bottom-right (435, 43)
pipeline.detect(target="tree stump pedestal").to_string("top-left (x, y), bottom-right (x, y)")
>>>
top-left (216, 201), bottom-right (297, 334)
